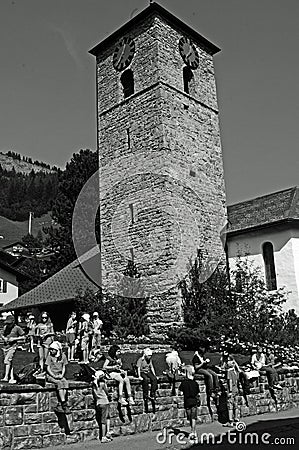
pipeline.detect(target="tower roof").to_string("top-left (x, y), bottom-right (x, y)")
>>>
top-left (89, 1), bottom-right (220, 56)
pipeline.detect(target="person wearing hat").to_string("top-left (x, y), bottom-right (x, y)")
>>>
top-left (91, 311), bottom-right (103, 352)
top-left (136, 348), bottom-right (158, 402)
top-left (92, 370), bottom-right (113, 443)
top-left (45, 341), bottom-right (70, 414)
top-left (65, 311), bottom-right (77, 361)
top-left (1, 314), bottom-right (25, 383)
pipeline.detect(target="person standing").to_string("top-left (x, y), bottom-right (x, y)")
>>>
top-left (91, 311), bottom-right (103, 351)
top-left (0, 314), bottom-right (25, 383)
top-left (79, 313), bottom-right (93, 363)
top-left (65, 311), bottom-right (77, 361)
top-left (27, 314), bottom-right (36, 353)
top-left (223, 355), bottom-right (240, 427)
top-left (35, 312), bottom-right (55, 373)
top-left (92, 370), bottom-right (113, 443)
top-left (178, 365), bottom-right (200, 443)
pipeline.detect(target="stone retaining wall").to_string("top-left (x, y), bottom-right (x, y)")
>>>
top-left (1, 370), bottom-right (299, 449)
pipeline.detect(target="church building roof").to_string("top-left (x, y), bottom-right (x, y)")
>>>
top-left (0, 247), bottom-right (101, 312)
top-left (227, 186), bottom-right (299, 235)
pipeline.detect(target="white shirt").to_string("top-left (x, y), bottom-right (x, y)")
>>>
top-left (251, 353), bottom-right (266, 370)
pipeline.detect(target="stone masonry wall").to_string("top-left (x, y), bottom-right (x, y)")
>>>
top-left (1, 370), bottom-right (299, 449)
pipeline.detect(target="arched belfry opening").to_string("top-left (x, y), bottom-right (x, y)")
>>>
top-left (183, 65), bottom-right (194, 95)
top-left (121, 69), bottom-right (134, 98)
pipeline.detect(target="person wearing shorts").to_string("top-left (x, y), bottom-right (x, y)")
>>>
top-left (27, 314), bottom-right (36, 353)
top-left (103, 345), bottom-right (135, 406)
top-left (35, 312), bottom-right (54, 373)
top-left (1, 314), bottom-right (25, 383)
top-left (79, 313), bottom-right (93, 363)
top-left (65, 311), bottom-right (77, 361)
top-left (45, 341), bottom-right (70, 414)
top-left (179, 365), bottom-right (200, 443)
top-left (91, 312), bottom-right (103, 351)
top-left (92, 370), bottom-right (113, 443)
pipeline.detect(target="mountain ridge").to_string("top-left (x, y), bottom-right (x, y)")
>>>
top-left (0, 152), bottom-right (57, 175)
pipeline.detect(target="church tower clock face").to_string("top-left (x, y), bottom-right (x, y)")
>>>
top-left (179, 36), bottom-right (199, 69)
top-left (113, 36), bottom-right (135, 71)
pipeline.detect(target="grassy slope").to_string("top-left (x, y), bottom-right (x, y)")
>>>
top-left (0, 213), bottom-right (53, 249)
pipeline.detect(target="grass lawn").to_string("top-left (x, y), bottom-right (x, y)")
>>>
top-left (0, 346), bottom-right (251, 380)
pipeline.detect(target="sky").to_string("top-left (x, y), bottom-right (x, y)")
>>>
top-left (0, 0), bottom-right (298, 204)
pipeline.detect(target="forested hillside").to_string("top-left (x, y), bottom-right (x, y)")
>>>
top-left (0, 165), bottom-right (59, 221)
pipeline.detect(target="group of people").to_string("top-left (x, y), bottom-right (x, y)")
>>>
top-left (1, 311), bottom-right (298, 444)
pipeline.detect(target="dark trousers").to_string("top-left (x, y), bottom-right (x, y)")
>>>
top-left (196, 368), bottom-right (219, 394)
top-left (262, 366), bottom-right (278, 388)
top-left (141, 371), bottom-right (158, 399)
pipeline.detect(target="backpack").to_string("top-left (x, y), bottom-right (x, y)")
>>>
top-left (15, 362), bottom-right (38, 385)
top-left (74, 364), bottom-right (96, 383)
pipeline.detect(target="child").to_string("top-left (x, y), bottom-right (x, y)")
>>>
top-left (251, 346), bottom-right (266, 371)
top-left (165, 346), bottom-right (183, 395)
top-left (223, 355), bottom-right (240, 427)
top-left (179, 365), bottom-right (200, 443)
top-left (192, 345), bottom-right (219, 397)
top-left (1, 314), bottom-right (25, 383)
top-left (103, 345), bottom-right (135, 406)
top-left (91, 311), bottom-right (103, 351)
top-left (65, 311), bottom-right (77, 361)
top-left (79, 313), bottom-right (93, 364)
top-left (35, 312), bottom-right (55, 373)
top-left (92, 370), bottom-right (113, 443)
top-left (137, 348), bottom-right (158, 401)
top-left (27, 314), bottom-right (36, 353)
top-left (45, 341), bottom-right (70, 414)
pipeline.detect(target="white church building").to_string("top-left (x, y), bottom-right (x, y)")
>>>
top-left (227, 186), bottom-right (299, 313)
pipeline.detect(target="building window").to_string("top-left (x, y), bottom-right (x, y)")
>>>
top-left (0, 279), bottom-right (7, 293)
top-left (127, 128), bottom-right (131, 149)
top-left (262, 242), bottom-right (277, 290)
top-left (121, 69), bottom-right (134, 98)
top-left (183, 66), bottom-right (194, 94)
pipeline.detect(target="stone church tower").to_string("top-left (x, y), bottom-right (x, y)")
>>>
top-left (89, 2), bottom-right (227, 335)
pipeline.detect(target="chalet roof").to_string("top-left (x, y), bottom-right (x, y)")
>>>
top-left (0, 252), bottom-right (27, 280)
top-left (227, 186), bottom-right (299, 235)
top-left (0, 247), bottom-right (101, 312)
top-left (89, 1), bottom-right (220, 57)
top-left (0, 216), bottom-right (26, 249)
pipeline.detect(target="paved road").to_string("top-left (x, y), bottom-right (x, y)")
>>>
top-left (44, 408), bottom-right (299, 450)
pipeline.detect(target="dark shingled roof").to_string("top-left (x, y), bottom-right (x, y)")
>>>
top-left (227, 186), bottom-right (299, 234)
top-left (89, 1), bottom-right (220, 56)
top-left (0, 247), bottom-right (101, 312)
